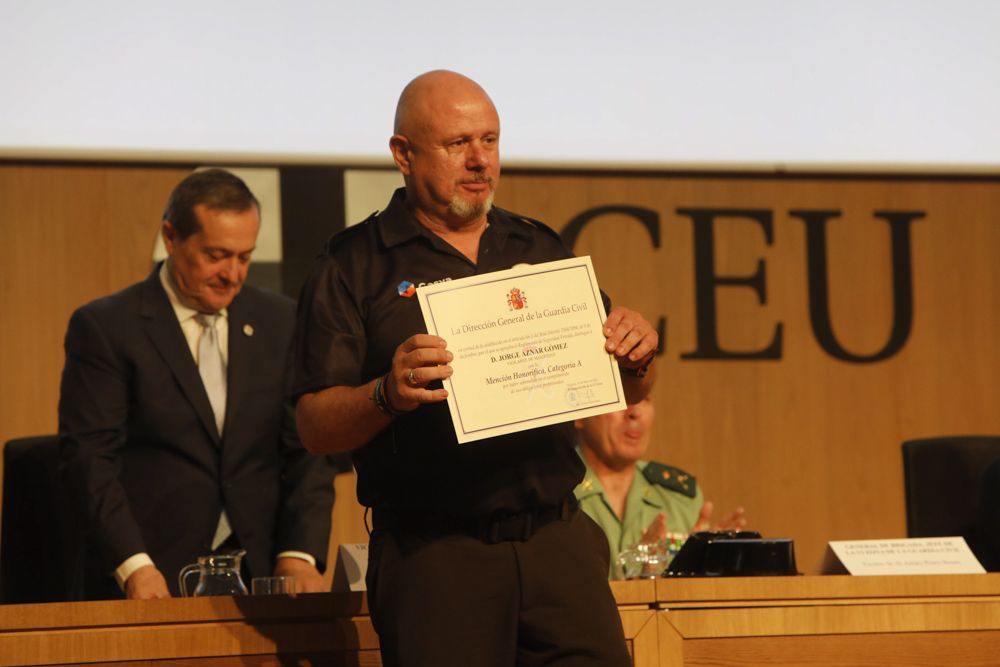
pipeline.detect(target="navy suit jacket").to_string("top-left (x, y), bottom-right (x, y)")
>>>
top-left (59, 266), bottom-right (335, 598)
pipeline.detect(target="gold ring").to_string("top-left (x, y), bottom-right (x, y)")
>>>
top-left (407, 369), bottom-right (418, 386)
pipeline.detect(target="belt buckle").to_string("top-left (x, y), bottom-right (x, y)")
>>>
top-left (483, 503), bottom-right (571, 544)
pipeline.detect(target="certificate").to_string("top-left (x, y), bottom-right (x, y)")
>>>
top-left (417, 256), bottom-right (627, 443)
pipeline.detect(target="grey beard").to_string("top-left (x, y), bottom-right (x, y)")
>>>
top-left (449, 190), bottom-right (495, 220)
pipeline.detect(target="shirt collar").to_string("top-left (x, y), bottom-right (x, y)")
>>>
top-left (158, 261), bottom-right (228, 324)
top-left (574, 446), bottom-right (606, 500)
top-left (575, 449), bottom-right (668, 511)
top-left (376, 187), bottom-right (532, 249)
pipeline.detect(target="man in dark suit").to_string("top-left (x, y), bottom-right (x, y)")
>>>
top-left (59, 169), bottom-right (336, 599)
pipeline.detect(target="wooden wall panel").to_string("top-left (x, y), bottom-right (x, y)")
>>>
top-left (497, 174), bottom-right (1000, 570)
top-left (2, 164), bottom-right (998, 588)
top-left (0, 165), bottom-right (189, 447)
top-left (0, 165), bottom-right (191, 568)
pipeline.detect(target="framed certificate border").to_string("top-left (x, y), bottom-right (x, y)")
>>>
top-left (417, 256), bottom-right (627, 443)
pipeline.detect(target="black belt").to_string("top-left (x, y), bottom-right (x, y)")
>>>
top-left (372, 496), bottom-right (577, 544)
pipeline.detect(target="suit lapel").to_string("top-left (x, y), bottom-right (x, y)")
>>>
top-left (140, 267), bottom-right (222, 444)
top-left (225, 291), bottom-right (254, 444)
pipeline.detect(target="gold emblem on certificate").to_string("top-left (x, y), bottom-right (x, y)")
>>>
top-left (507, 287), bottom-right (527, 310)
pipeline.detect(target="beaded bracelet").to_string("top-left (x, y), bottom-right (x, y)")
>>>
top-left (371, 373), bottom-right (406, 417)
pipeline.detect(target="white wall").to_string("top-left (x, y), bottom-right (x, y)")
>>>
top-left (2, 1), bottom-right (997, 168)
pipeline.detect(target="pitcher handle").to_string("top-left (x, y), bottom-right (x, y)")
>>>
top-left (178, 563), bottom-right (200, 597)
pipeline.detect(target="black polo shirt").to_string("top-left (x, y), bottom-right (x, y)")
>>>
top-left (294, 187), bottom-right (607, 516)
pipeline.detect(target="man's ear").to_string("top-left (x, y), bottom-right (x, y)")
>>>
top-left (389, 134), bottom-right (412, 176)
top-left (161, 220), bottom-right (177, 254)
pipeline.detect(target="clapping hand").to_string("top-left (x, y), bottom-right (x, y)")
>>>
top-left (692, 501), bottom-right (747, 533)
top-left (639, 512), bottom-right (668, 545)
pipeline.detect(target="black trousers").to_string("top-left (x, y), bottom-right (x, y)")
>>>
top-left (366, 508), bottom-right (631, 667)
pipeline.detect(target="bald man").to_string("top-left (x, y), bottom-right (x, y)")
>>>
top-left (293, 70), bottom-right (656, 666)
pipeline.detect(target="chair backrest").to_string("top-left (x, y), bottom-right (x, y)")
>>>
top-left (1, 435), bottom-right (82, 603)
top-left (902, 435), bottom-right (1000, 541)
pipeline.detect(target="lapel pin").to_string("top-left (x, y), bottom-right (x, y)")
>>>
top-left (243, 324), bottom-right (254, 337)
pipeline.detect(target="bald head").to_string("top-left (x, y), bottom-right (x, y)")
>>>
top-left (388, 70), bottom-right (501, 229)
top-left (394, 70), bottom-right (498, 138)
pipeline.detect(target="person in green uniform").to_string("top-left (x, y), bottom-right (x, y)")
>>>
top-left (575, 397), bottom-right (746, 578)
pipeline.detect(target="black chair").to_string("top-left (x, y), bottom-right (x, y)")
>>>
top-left (902, 435), bottom-right (1000, 570)
top-left (1, 435), bottom-right (82, 603)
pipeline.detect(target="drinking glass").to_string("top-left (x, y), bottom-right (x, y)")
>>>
top-left (251, 575), bottom-right (296, 595)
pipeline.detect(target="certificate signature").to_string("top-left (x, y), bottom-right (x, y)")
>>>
top-left (417, 256), bottom-right (627, 443)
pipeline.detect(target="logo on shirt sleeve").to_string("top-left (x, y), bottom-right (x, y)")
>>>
top-left (397, 280), bottom-right (416, 297)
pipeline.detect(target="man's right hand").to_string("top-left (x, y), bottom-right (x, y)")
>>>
top-left (640, 512), bottom-right (669, 544)
top-left (125, 564), bottom-right (171, 599)
top-left (297, 334), bottom-right (454, 454)
top-left (384, 334), bottom-right (453, 412)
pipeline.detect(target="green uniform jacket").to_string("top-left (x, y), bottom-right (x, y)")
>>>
top-left (575, 453), bottom-right (703, 579)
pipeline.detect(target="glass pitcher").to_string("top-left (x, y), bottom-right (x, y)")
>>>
top-left (178, 549), bottom-right (248, 597)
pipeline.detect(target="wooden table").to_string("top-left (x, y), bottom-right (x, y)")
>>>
top-left (0, 592), bottom-right (379, 666)
top-left (651, 574), bottom-right (1000, 666)
top-left (2, 575), bottom-right (1000, 666)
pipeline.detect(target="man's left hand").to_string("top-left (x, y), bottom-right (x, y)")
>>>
top-left (692, 501), bottom-right (747, 533)
top-left (273, 557), bottom-right (326, 593)
top-left (603, 306), bottom-right (657, 372)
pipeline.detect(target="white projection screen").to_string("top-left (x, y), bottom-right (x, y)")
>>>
top-left (1, 0), bottom-right (998, 169)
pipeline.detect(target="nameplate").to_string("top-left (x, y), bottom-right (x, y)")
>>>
top-left (820, 537), bottom-right (985, 575)
top-left (331, 543), bottom-right (369, 592)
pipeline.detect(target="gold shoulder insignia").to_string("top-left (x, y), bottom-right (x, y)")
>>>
top-left (642, 461), bottom-right (697, 499)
